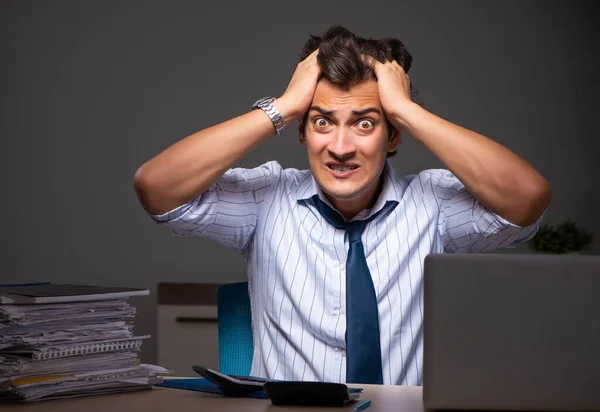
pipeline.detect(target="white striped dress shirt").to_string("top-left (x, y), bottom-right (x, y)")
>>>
top-left (152, 159), bottom-right (542, 385)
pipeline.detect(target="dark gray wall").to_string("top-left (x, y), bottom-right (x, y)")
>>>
top-left (2, 0), bottom-right (598, 364)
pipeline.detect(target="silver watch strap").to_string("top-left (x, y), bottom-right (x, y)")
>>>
top-left (254, 98), bottom-right (287, 135)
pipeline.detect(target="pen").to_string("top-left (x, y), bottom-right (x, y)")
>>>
top-left (353, 399), bottom-right (371, 412)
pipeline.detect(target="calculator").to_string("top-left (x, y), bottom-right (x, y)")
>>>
top-left (192, 365), bottom-right (267, 394)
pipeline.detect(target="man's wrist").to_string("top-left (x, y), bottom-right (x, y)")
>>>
top-left (253, 97), bottom-right (287, 135)
top-left (389, 101), bottom-right (423, 133)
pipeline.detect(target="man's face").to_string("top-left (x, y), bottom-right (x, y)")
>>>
top-left (300, 79), bottom-right (400, 217)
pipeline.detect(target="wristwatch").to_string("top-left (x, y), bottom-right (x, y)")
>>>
top-left (252, 96), bottom-right (287, 135)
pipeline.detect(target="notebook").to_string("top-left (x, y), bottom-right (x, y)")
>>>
top-left (0, 284), bottom-right (149, 304)
top-left (2, 365), bottom-right (156, 402)
top-left (24, 336), bottom-right (150, 360)
top-left (156, 377), bottom-right (269, 399)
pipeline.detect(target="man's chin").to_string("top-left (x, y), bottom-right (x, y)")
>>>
top-left (321, 186), bottom-right (366, 202)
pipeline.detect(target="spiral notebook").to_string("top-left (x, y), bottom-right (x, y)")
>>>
top-left (32, 336), bottom-right (150, 360)
top-left (1, 336), bottom-right (150, 361)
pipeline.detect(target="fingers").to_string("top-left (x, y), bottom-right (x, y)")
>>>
top-left (361, 54), bottom-right (381, 78)
top-left (361, 54), bottom-right (405, 74)
top-left (382, 59), bottom-right (409, 84)
top-left (303, 48), bottom-right (319, 63)
top-left (388, 59), bottom-right (406, 75)
top-left (300, 48), bottom-right (320, 73)
top-left (362, 54), bottom-right (410, 90)
top-left (361, 54), bottom-right (375, 66)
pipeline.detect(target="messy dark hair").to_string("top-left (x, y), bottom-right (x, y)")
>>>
top-left (299, 25), bottom-right (421, 157)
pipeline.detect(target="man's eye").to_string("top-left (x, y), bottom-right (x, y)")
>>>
top-left (358, 120), bottom-right (375, 129)
top-left (314, 118), bottom-right (329, 127)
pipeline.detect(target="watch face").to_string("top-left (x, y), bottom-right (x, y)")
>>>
top-left (253, 97), bottom-right (274, 108)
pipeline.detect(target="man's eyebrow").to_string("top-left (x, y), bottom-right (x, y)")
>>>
top-left (309, 106), bottom-right (382, 116)
top-left (309, 106), bottom-right (334, 116)
top-left (352, 107), bottom-right (381, 116)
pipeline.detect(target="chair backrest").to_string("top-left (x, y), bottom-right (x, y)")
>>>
top-left (216, 282), bottom-right (253, 376)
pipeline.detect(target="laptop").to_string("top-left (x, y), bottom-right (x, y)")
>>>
top-left (422, 253), bottom-right (600, 411)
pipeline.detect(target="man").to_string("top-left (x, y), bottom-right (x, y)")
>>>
top-left (134, 26), bottom-right (551, 386)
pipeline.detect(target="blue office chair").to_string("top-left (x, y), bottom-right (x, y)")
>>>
top-left (216, 282), bottom-right (254, 376)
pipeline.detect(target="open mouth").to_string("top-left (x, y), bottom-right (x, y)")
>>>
top-left (327, 163), bottom-right (359, 172)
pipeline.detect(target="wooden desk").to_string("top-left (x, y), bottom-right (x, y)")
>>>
top-left (0, 385), bottom-right (428, 411)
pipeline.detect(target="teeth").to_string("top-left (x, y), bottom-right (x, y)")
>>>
top-left (330, 165), bottom-right (357, 172)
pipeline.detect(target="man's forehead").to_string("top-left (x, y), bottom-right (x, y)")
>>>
top-left (311, 79), bottom-right (381, 113)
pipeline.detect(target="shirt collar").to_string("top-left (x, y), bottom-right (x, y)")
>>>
top-left (296, 159), bottom-right (402, 221)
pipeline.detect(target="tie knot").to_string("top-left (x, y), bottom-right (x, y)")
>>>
top-left (347, 220), bottom-right (367, 242)
top-left (309, 195), bottom-right (399, 240)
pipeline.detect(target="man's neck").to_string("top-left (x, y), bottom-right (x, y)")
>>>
top-left (326, 174), bottom-right (385, 221)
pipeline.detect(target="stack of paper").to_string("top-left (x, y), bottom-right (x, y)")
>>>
top-left (0, 284), bottom-right (169, 402)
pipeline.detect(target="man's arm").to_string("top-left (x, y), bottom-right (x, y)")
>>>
top-left (397, 104), bottom-right (551, 227)
top-left (368, 57), bottom-right (551, 227)
top-left (133, 49), bottom-right (321, 215)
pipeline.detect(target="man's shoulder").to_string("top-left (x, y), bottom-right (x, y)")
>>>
top-left (384, 167), bottom-right (463, 204)
top-left (415, 168), bottom-right (455, 181)
top-left (389, 166), bottom-right (456, 186)
top-left (225, 161), bottom-right (307, 178)
top-left (259, 160), bottom-right (311, 182)
top-left (225, 161), bottom-right (311, 191)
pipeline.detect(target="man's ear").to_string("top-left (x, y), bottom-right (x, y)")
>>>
top-left (298, 120), bottom-right (306, 147)
top-left (388, 127), bottom-right (401, 152)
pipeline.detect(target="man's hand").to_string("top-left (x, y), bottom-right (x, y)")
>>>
top-left (275, 49), bottom-right (322, 123)
top-left (363, 56), bottom-right (414, 130)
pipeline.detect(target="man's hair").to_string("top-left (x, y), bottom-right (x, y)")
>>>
top-left (299, 25), bottom-right (419, 157)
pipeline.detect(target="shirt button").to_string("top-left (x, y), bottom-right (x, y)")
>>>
top-left (341, 350), bottom-right (346, 356)
top-left (340, 307), bottom-right (346, 315)
top-left (340, 265), bottom-right (346, 272)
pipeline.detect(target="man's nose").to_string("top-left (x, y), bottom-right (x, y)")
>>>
top-left (329, 128), bottom-right (356, 160)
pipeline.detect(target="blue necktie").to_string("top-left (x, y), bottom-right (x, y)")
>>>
top-left (312, 195), bottom-right (398, 384)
